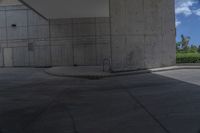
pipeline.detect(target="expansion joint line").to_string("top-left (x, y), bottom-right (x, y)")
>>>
top-left (59, 89), bottom-right (79, 133)
top-left (125, 89), bottom-right (170, 133)
top-left (65, 103), bottom-right (79, 133)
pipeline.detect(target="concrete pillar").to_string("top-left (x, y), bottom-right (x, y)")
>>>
top-left (110, 0), bottom-right (176, 71)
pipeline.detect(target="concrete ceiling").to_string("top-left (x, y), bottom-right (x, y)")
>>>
top-left (0, 0), bottom-right (21, 5)
top-left (19, 0), bottom-right (109, 19)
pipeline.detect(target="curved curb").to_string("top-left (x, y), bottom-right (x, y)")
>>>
top-left (44, 69), bottom-right (151, 79)
top-left (150, 66), bottom-right (200, 72)
top-left (44, 70), bottom-right (110, 79)
top-left (44, 66), bottom-right (200, 79)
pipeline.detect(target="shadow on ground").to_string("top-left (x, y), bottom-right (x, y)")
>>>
top-left (0, 68), bottom-right (199, 133)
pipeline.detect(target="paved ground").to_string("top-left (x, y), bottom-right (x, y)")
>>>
top-left (0, 68), bottom-right (200, 133)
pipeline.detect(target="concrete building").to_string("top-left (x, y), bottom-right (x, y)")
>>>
top-left (0, 0), bottom-right (176, 71)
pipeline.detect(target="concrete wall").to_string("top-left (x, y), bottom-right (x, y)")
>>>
top-left (0, 0), bottom-right (21, 6)
top-left (0, 0), bottom-right (176, 71)
top-left (110, 0), bottom-right (176, 71)
top-left (0, 4), bottom-right (111, 67)
top-left (50, 18), bottom-right (111, 66)
top-left (0, 5), bottom-right (50, 67)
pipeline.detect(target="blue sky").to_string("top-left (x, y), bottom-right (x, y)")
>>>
top-left (176, 0), bottom-right (200, 45)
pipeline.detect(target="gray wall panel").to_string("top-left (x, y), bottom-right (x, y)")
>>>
top-left (110, 0), bottom-right (176, 71)
top-left (0, 0), bottom-right (175, 71)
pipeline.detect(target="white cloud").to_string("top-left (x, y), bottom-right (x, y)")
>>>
top-left (175, 0), bottom-right (199, 16)
top-left (176, 19), bottom-right (182, 27)
top-left (194, 9), bottom-right (200, 16)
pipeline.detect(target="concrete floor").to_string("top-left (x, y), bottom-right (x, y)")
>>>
top-left (0, 68), bottom-right (200, 133)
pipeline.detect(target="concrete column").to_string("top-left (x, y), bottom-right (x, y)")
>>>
top-left (110, 0), bottom-right (176, 71)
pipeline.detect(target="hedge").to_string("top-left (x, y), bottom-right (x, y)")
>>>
top-left (176, 53), bottom-right (200, 63)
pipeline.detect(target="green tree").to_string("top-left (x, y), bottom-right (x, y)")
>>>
top-left (198, 45), bottom-right (200, 53)
top-left (190, 45), bottom-right (198, 53)
top-left (181, 34), bottom-right (190, 50)
top-left (176, 42), bottom-right (181, 51)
